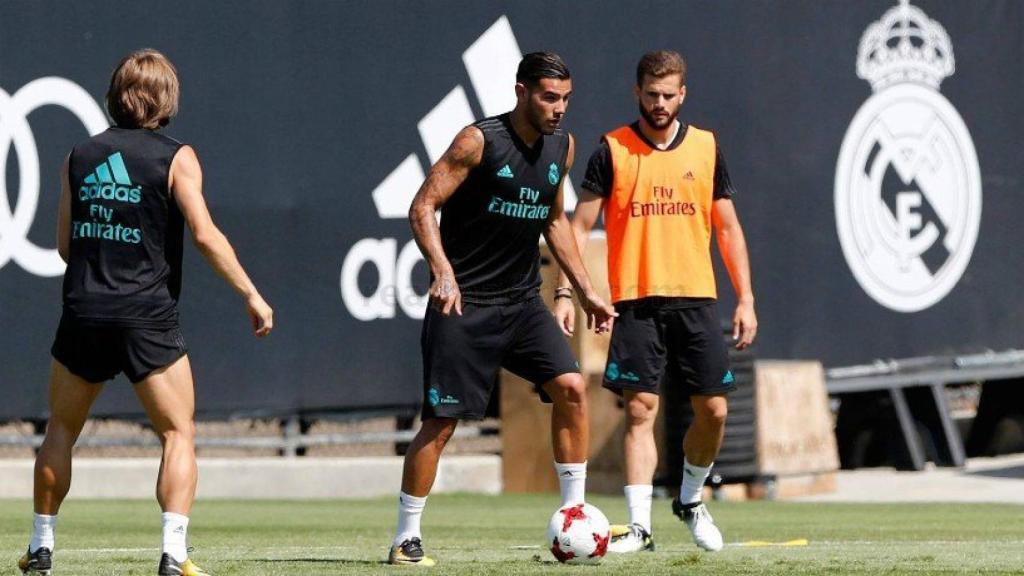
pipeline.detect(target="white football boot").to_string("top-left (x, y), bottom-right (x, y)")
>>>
top-left (672, 499), bottom-right (723, 551)
top-left (607, 523), bottom-right (655, 553)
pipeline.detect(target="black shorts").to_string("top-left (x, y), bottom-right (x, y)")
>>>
top-left (51, 314), bottom-right (188, 384)
top-left (421, 295), bottom-right (579, 420)
top-left (603, 301), bottom-right (733, 397)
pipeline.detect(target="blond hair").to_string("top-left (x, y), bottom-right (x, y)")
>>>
top-left (106, 49), bottom-right (179, 129)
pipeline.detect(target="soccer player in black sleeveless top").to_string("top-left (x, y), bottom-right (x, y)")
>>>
top-left (388, 53), bottom-right (617, 566)
top-left (19, 50), bottom-right (273, 576)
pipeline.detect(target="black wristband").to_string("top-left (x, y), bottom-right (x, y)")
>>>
top-left (554, 293), bottom-right (573, 301)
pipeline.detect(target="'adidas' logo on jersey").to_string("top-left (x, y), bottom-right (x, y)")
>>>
top-left (682, 171), bottom-right (695, 181)
top-left (496, 164), bottom-right (514, 178)
top-left (78, 152), bottom-right (142, 204)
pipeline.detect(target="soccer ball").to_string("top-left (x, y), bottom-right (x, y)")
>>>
top-left (546, 503), bottom-right (610, 565)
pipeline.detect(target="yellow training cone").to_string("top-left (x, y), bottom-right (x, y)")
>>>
top-left (737, 539), bottom-right (809, 547)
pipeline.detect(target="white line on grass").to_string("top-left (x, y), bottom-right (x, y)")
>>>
top-left (60, 548), bottom-right (158, 553)
top-left (60, 540), bottom-right (1024, 555)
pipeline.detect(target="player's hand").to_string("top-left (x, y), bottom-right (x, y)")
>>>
top-left (732, 299), bottom-right (757, 349)
top-left (247, 294), bottom-right (273, 338)
top-left (554, 297), bottom-right (576, 337)
top-left (430, 273), bottom-right (463, 316)
top-left (580, 291), bottom-right (617, 334)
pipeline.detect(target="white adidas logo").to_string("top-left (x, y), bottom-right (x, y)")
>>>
top-left (370, 15), bottom-right (577, 219)
top-left (341, 16), bottom-right (578, 322)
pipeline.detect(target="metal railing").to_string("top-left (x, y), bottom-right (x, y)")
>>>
top-left (0, 418), bottom-right (496, 458)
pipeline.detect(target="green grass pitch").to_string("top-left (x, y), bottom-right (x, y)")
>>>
top-left (2, 494), bottom-right (1023, 575)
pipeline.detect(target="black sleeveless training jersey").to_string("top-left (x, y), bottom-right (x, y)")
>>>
top-left (439, 113), bottom-right (570, 304)
top-left (63, 127), bottom-right (185, 327)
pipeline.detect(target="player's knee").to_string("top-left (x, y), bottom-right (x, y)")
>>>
top-left (625, 396), bottom-right (657, 427)
top-left (711, 408), bottom-right (727, 430)
top-left (157, 420), bottom-right (196, 447)
top-left (555, 373), bottom-right (587, 407)
top-left (433, 425), bottom-right (456, 447)
top-left (42, 419), bottom-right (79, 442)
top-left (423, 417), bottom-right (458, 448)
top-left (696, 401), bottom-right (727, 429)
top-left (38, 427), bottom-right (76, 459)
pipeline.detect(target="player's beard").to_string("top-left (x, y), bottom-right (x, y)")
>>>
top-left (528, 104), bottom-right (560, 136)
top-left (639, 102), bottom-right (678, 130)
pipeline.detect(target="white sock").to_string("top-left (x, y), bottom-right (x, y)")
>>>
top-left (554, 461), bottom-right (587, 507)
top-left (394, 492), bottom-right (427, 546)
top-left (680, 458), bottom-right (713, 504)
top-left (161, 512), bottom-right (189, 562)
top-left (29, 513), bottom-right (57, 553)
top-left (624, 484), bottom-right (653, 533)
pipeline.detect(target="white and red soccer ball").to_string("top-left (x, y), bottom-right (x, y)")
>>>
top-left (546, 503), bottom-right (610, 565)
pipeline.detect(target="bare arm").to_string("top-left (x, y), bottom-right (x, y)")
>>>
top-left (57, 155), bottom-right (71, 263)
top-left (552, 188), bottom-right (605, 335)
top-left (543, 135), bottom-right (616, 333)
top-left (545, 136), bottom-right (591, 295)
top-left (408, 125), bottom-right (484, 316)
top-left (555, 188), bottom-right (604, 290)
top-left (712, 197), bottom-right (757, 348)
top-left (170, 145), bottom-right (273, 337)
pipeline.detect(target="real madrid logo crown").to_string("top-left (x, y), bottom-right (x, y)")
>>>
top-left (856, 0), bottom-right (955, 91)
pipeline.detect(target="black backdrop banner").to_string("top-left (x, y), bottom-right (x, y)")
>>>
top-left (1, 1), bottom-right (1021, 419)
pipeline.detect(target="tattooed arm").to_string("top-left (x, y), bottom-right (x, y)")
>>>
top-left (408, 125), bottom-right (484, 316)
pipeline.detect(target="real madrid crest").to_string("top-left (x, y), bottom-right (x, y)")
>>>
top-left (548, 162), bottom-right (560, 186)
top-left (835, 0), bottom-right (981, 313)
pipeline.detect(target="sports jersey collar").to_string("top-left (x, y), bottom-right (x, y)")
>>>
top-left (500, 112), bottom-right (545, 159)
top-left (629, 120), bottom-right (689, 152)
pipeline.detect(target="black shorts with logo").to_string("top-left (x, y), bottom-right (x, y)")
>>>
top-left (51, 314), bottom-right (188, 384)
top-left (603, 300), bottom-right (734, 397)
top-left (421, 295), bottom-right (580, 420)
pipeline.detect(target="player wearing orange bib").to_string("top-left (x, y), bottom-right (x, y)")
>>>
top-left (554, 51), bottom-right (756, 553)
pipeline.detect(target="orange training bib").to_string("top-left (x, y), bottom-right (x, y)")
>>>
top-left (603, 125), bottom-right (718, 303)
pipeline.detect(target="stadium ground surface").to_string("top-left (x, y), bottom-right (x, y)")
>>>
top-left (2, 495), bottom-right (1023, 575)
